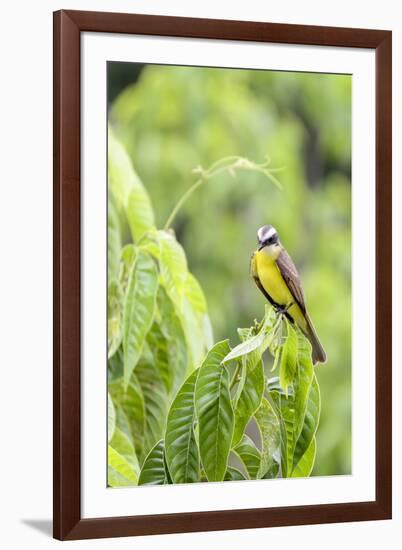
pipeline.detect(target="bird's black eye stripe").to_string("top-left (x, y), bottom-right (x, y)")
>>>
top-left (264, 236), bottom-right (275, 245)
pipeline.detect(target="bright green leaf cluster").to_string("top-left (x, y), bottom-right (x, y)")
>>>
top-left (108, 131), bottom-right (212, 483)
top-left (137, 307), bottom-right (321, 485)
top-left (108, 131), bottom-right (321, 486)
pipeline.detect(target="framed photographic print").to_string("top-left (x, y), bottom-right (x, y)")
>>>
top-left (53, 10), bottom-right (392, 540)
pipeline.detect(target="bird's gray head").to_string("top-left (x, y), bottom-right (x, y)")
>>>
top-left (257, 225), bottom-right (279, 250)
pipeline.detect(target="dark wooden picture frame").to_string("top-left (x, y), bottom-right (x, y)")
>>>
top-left (53, 10), bottom-right (392, 541)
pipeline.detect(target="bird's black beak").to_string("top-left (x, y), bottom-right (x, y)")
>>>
top-left (258, 242), bottom-right (265, 251)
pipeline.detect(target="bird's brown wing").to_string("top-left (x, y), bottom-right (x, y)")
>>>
top-left (276, 248), bottom-right (306, 313)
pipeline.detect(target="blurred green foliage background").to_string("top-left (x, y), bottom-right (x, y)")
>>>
top-left (108, 62), bottom-right (351, 476)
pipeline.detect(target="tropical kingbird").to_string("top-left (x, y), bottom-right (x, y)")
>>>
top-left (250, 224), bottom-right (326, 364)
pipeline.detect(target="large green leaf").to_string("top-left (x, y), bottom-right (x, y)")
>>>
top-left (233, 434), bottom-right (261, 479)
top-left (180, 294), bottom-right (207, 369)
top-left (165, 370), bottom-right (200, 483)
top-left (108, 445), bottom-right (138, 487)
top-left (165, 309), bottom-right (189, 395)
top-left (108, 281), bottom-right (123, 359)
top-left (293, 374), bottom-right (320, 471)
top-left (136, 360), bottom-right (169, 456)
top-left (195, 340), bottom-right (234, 481)
top-left (139, 231), bottom-right (161, 259)
top-left (292, 437), bottom-right (317, 478)
top-left (146, 322), bottom-right (170, 393)
top-left (123, 249), bottom-right (159, 387)
top-left (109, 374), bottom-right (146, 461)
top-left (109, 426), bottom-right (140, 480)
top-left (138, 440), bottom-right (170, 485)
top-left (127, 186), bottom-right (156, 243)
top-left (270, 389), bottom-right (295, 478)
top-left (158, 230), bottom-right (188, 305)
top-left (293, 333), bottom-right (314, 442)
top-left (181, 272), bottom-right (213, 361)
top-left (232, 359), bottom-right (264, 447)
top-left (269, 327), bottom-right (318, 478)
top-left (108, 192), bottom-right (122, 282)
top-left (156, 287), bottom-right (188, 395)
top-left (108, 126), bottom-right (155, 241)
top-left (255, 398), bottom-right (280, 478)
top-left (155, 231), bottom-right (211, 368)
top-left (279, 320), bottom-right (298, 392)
top-left (184, 273), bottom-right (207, 314)
top-left (114, 403), bottom-right (133, 445)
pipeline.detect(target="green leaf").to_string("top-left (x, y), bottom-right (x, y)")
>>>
top-left (108, 394), bottom-right (116, 443)
top-left (232, 359), bottom-right (264, 447)
top-left (293, 332), bottom-right (314, 442)
top-left (180, 295), bottom-right (207, 369)
top-left (127, 186), bottom-right (156, 242)
top-left (292, 437), bottom-right (317, 478)
top-left (114, 403), bottom-right (133, 444)
top-left (270, 390), bottom-right (295, 478)
top-left (224, 466), bottom-right (246, 481)
top-left (293, 374), bottom-right (320, 471)
top-left (267, 376), bottom-right (286, 394)
top-left (261, 459), bottom-right (280, 479)
top-left (233, 434), bottom-right (261, 479)
top-left (136, 361), bottom-right (169, 456)
top-left (123, 249), bottom-right (159, 388)
top-left (237, 327), bottom-right (253, 342)
top-left (222, 313), bottom-right (277, 367)
top-left (108, 192), bottom-right (122, 282)
top-left (157, 287), bottom-right (189, 395)
top-left (108, 445), bottom-right (138, 487)
top-left (109, 374), bottom-right (146, 461)
top-left (255, 398), bottom-right (280, 478)
top-left (119, 244), bottom-right (136, 295)
top-left (108, 281), bottom-right (123, 359)
top-left (152, 232), bottom-right (211, 370)
top-left (108, 126), bottom-right (155, 241)
top-left (195, 340), bottom-right (234, 481)
top-left (184, 273), bottom-right (207, 314)
top-left (270, 346), bottom-right (319, 479)
top-left (165, 370), bottom-right (200, 483)
top-left (109, 426), bottom-right (140, 479)
top-left (108, 347), bottom-right (124, 381)
top-left (146, 322), bottom-right (170, 393)
top-left (279, 320), bottom-right (298, 392)
top-left (158, 230), bottom-right (188, 305)
top-left (178, 272), bottom-right (212, 369)
top-left (138, 440), bottom-right (170, 485)
top-left (232, 360), bottom-right (247, 407)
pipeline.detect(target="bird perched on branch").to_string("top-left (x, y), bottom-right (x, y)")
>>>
top-left (250, 224), bottom-right (326, 364)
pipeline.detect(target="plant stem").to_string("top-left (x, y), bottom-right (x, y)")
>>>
top-left (230, 362), bottom-right (242, 390)
top-left (163, 176), bottom-right (204, 231)
top-left (163, 155), bottom-right (282, 230)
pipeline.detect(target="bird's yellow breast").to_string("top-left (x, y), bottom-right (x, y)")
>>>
top-left (254, 249), bottom-right (306, 330)
top-left (255, 248), bottom-right (306, 330)
top-left (255, 250), bottom-right (294, 306)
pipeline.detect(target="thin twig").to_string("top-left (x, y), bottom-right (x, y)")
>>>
top-left (163, 155), bottom-right (282, 230)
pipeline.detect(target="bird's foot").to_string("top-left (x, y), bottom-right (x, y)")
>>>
top-left (274, 302), bottom-right (294, 317)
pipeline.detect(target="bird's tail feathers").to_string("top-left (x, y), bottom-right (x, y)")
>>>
top-left (304, 313), bottom-right (327, 365)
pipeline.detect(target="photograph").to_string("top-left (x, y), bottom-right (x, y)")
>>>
top-left (106, 62), bottom-right (352, 487)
